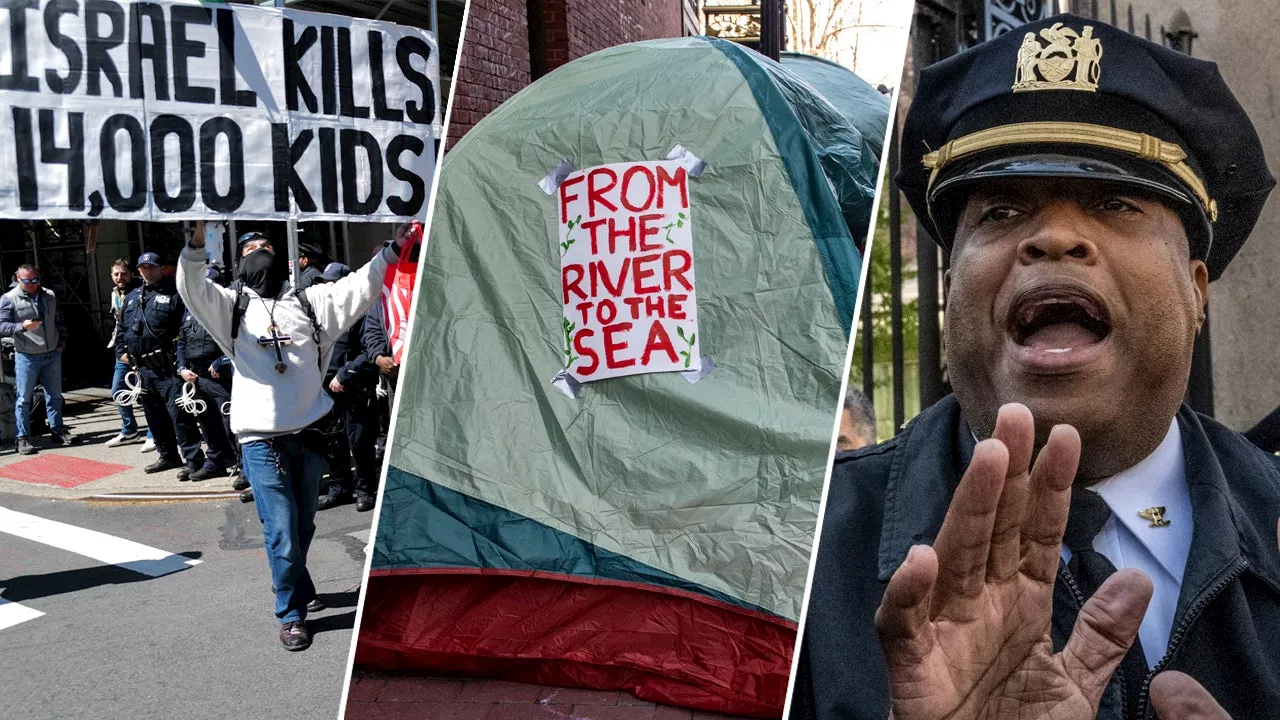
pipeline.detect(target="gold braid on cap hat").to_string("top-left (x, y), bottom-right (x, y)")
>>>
top-left (921, 121), bottom-right (1218, 221)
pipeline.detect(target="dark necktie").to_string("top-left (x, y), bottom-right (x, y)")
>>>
top-left (1063, 487), bottom-right (1149, 716)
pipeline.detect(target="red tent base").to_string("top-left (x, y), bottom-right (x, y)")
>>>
top-left (355, 569), bottom-right (797, 717)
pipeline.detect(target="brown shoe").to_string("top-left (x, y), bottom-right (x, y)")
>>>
top-left (279, 620), bottom-right (311, 651)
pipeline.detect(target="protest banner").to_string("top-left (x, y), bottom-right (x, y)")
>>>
top-left (0, 0), bottom-right (440, 222)
top-left (558, 160), bottom-right (700, 382)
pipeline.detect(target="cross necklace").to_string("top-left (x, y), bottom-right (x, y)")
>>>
top-left (257, 297), bottom-right (292, 374)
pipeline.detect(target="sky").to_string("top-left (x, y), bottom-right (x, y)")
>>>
top-left (785, 0), bottom-right (914, 88)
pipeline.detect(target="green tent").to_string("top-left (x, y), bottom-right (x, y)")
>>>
top-left (781, 51), bottom-right (891, 158)
top-left (781, 52), bottom-right (891, 249)
top-left (356, 37), bottom-right (877, 716)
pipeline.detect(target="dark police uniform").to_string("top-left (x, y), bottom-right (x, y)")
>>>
top-left (297, 243), bottom-right (327, 290)
top-left (176, 309), bottom-right (237, 472)
top-left (321, 314), bottom-right (380, 504)
top-left (362, 300), bottom-right (394, 465)
top-left (116, 274), bottom-right (203, 469)
top-left (792, 14), bottom-right (1280, 720)
top-left (310, 262), bottom-right (381, 509)
top-left (793, 398), bottom-right (1280, 720)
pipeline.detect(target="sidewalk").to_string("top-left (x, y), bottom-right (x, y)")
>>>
top-left (0, 389), bottom-right (241, 499)
top-left (345, 673), bottom-right (762, 720)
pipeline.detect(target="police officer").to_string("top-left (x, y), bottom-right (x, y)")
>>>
top-left (793, 15), bottom-right (1280, 720)
top-left (297, 242), bottom-right (327, 289)
top-left (314, 263), bottom-right (381, 512)
top-left (362, 298), bottom-right (397, 500)
top-left (175, 266), bottom-right (238, 481)
top-left (116, 252), bottom-right (207, 477)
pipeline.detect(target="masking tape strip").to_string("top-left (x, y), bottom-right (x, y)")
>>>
top-left (682, 355), bottom-right (715, 384)
top-left (539, 158), bottom-right (578, 195)
top-left (550, 369), bottom-right (583, 399)
top-left (666, 145), bottom-right (707, 178)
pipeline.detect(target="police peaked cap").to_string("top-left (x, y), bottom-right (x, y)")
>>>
top-left (898, 13), bottom-right (1275, 280)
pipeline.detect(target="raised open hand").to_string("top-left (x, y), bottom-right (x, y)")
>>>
top-left (875, 403), bottom-right (1153, 720)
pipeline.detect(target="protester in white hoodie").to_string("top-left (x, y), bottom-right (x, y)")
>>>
top-left (178, 221), bottom-right (400, 651)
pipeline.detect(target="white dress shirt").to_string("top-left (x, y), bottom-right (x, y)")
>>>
top-left (1061, 419), bottom-right (1192, 669)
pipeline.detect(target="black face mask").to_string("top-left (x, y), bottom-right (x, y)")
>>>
top-left (239, 248), bottom-right (288, 298)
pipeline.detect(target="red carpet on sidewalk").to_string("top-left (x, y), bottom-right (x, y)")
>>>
top-left (0, 454), bottom-right (131, 488)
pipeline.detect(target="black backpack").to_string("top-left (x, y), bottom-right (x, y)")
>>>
top-left (228, 280), bottom-right (324, 371)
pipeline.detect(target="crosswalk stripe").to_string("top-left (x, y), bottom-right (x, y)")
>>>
top-left (0, 507), bottom-right (201, 578)
top-left (0, 599), bottom-right (44, 630)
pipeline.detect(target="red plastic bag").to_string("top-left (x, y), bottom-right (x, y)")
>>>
top-left (381, 222), bottom-right (422, 364)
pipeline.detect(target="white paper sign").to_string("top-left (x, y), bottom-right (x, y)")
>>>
top-left (0, 1), bottom-right (440, 222)
top-left (558, 160), bottom-right (700, 382)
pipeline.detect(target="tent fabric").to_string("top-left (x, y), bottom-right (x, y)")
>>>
top-left (360, 36), bottom-right (876, 715)
top-left (776, 51), bottom-right (890, 252)
top-left (357, 572), bottom-right (796, 717)
top-left (710, 39), bottom-right (866, 330)
top-left (373, 467), bottom-right (779, 616)
top-left (780, 52), bottom-right (891, 158)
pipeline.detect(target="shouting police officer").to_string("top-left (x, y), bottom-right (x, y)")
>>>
top-left (116, 252), bottom-right (209, 478)
top-left (792, 15), bottom-right (1280, 720)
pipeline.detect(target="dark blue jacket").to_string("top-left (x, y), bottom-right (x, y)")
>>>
top-left (329, 315), bottom-right (376, 387)
top-left (115, 277), bottom-right (185, 363)
top-left (791, 396), bottom-right (1280, 720)
top-left (362, 301), bottom-right (390, 360)
top-left (176, 310), bottom-right (228, 377)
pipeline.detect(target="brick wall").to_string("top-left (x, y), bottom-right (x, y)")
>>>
top-left (448, 0), bottom-right (685, 146)
top-left (446, 0), bottom-right (532, 148)
top-left (562, 0), bottom-right (684, 62)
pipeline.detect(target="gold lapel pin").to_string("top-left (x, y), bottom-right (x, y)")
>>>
top-left (1138, 507), bottom-right (1170, 528)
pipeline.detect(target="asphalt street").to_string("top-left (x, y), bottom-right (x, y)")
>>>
top-left (0, 491), bottom-right (372, 720)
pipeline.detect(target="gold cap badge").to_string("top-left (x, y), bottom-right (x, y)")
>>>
top-left (1138, 506), bottom-right (1171, 528)
top-left (1013, 23), bottom-right (1102, 93)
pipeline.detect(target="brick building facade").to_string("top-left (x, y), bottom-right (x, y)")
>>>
top-left (448, 0), bottom-right (694, 146)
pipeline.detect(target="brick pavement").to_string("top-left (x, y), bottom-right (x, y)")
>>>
top-left (344, 673), bottom-right (763, 720)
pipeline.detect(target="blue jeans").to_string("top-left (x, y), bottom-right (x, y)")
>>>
top-left (111, 359), bottom-right (138, 435)
top-left (241, 433), bottom-right (323, 623)
top-left (15, 351), bottom-right (65, 438)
